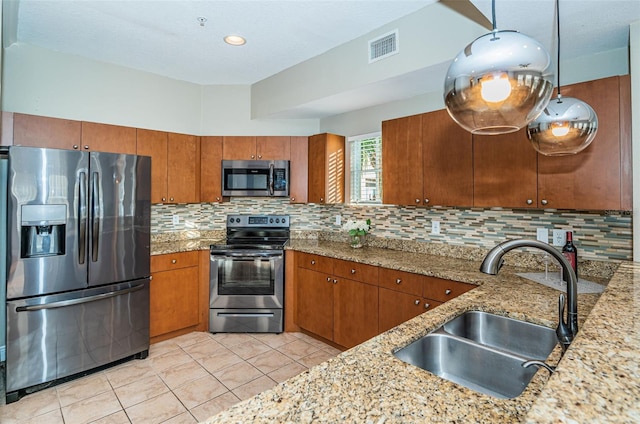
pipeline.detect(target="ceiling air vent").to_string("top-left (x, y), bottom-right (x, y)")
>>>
top-left (368, 29), bottom-right (399, 64)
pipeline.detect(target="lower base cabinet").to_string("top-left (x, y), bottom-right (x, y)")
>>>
top-left (296, 255), bottom-right (379, 349)
top-left (294, 252), bottom-right (475, 347)
top-left (150, 251), bottom-right (201, 341)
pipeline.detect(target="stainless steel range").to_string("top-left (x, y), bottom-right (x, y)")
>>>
top-left (209, 214), bottom-right (289, 333)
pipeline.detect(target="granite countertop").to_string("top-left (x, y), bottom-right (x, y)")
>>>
top-left (199, 240), bottom-right (638, 423)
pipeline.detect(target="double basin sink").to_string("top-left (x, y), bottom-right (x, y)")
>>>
top-left (394, 311), bottom-right (558, 399)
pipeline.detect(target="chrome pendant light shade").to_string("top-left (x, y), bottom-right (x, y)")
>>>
top-left (444, 1), bottom-right (554, 135)
top-left (527, 0), bottom-right (598, 156)
top-left (527, 95), bottom-right (598, 155)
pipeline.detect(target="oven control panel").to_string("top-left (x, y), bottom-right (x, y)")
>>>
top-left (227, 214), bottom-right (289, 228)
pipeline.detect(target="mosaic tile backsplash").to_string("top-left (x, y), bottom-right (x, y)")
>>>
top-left (151, 199), bottom-right (633, 262)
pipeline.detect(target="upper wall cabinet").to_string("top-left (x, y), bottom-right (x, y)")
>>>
top-left (222, 136), bottom-right (291, 160)
top-left (289, 136), bottom-right (309, 204)
top-left (382, 110), bottom-right (473, 207)
top-left (308, 133), bottom-right (345, 204)
top-left (137, 129), bottom-right (200, 204)
top-left (200, 136), bottom-right (224, 203)
top-left (537, 75), bottom-right (631, 210)
top-left (473, 128), bottom-right (538, 208)
top-left (81, 122), bottom-right (136, 154)
top-left (382, 114), bottom-right (423, 206)
top-left (13, 113), bottom-right (81, 150)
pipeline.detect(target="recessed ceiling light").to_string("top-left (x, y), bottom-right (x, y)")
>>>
top-left (224, 35), bottom-right (246, 46)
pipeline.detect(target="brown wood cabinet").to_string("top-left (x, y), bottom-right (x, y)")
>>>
top-left (81, 122), bottom-right (136, 154)
top-left (200, 136), bottom-right (224, 203)
top-left (13, 113), bottom-right (81, 150)
top-left (289, 136), bottom-right (309, 203)
top-left (473, 128), bottom-right (538, 208)
top-left (295, 252), bottom-right (378, 348)
top-left (422, 109), bottom-right (474, 206)
top-left (382, 114), bottom-right (423, 206)
top-left (222, 136), bottom-right (291, 160)
top-left (537, 75), bottom-right (630, 210)
top-left (293, 252), bottom-right (476, 346)
top-left (150, 251), bottom-right (200, 341)
top-left (308, 133), bottom-right (345, 204)
top-left (137, 129), bottom-right (200, 204)
top-left (382, 110), bottom-right (473, 207)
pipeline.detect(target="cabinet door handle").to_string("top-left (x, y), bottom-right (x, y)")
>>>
top-left (320, 198), bottom-right (324, 203)
top-left (333, 279), bottom-right (338, 284)
top-left (424, 198), bottom-right (430, 204)
top-left (170, 197), bottom-right (174, 202)
top-left (415, 199), bottom-right (420, 204)
top-left (326, 277), bottom-right (331, 282)
top-left (526, 199), bottom-right (533, 205)
top-left (258, 155), bottom-right (262, 159)
top-left (291, 197), bottom-right (295, 201)
top-left (73, 144), bottom-right (79, 150)
top-left (251, 155), bottom-right (255, 159)
top-left (162, 197), bottom-right (166, 202)
top-left (424, 303), bottom-right (430, 309)
top-left (171, 259), bottom-right (177, 264)
top-left (351, 269), bottom-right (356, 274)
top-left (311, 260), bottom-right (316, 265)
top-left (396, 279), bottom-right (402, 284)
top-left (541, 199), bottom-right (548, 205)
top-left (414, 299), bottom-right (420, 305)
top-left (445, 289), bottom-right (452, 295)
top-left (84, 145), bottom-right (90, 150)
top-left (216, 197), bottom-right (221, 201)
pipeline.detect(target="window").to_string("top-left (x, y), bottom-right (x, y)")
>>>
top-left (348, 133), bottom-right (382, 204)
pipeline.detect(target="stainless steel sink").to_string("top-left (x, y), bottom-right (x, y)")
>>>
top-left (393, 311), bottom-right (558, 399)
top-left (442, 311), bottom-right (558, 360)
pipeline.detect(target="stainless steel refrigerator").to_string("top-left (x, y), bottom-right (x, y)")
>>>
top-left (3, 146), bottom-right (151, 403)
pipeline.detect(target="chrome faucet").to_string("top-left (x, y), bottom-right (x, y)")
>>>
top-left (480, 239), bottom-right (578, 352)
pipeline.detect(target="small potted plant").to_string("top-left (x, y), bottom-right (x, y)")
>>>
top-left (342, 219), bottom-right (371, 248)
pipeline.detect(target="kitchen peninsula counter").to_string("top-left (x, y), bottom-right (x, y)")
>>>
top-left (201, 240), bottom-right (638, 423)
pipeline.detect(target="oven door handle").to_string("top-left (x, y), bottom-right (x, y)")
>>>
top-left (211, 252), bottom-right (283, 259)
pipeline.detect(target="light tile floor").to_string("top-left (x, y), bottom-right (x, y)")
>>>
top-left (0, 332), bottom-right (341, 424)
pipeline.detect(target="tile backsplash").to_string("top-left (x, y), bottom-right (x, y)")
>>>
top-left (151, 199), bottom-right (632, 262)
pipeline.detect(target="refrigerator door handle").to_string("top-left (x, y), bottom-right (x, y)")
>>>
top-left (78, 171), bottom-right (87, 265)
top-left (91, 171), bottom-right (100, 262)
top-left (15, 283), bottom-right (146, 312)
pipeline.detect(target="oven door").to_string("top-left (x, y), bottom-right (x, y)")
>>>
top-left (210, 250), bottom-right (284, 309)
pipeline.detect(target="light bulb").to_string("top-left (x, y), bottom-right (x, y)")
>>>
top-left (480, 73), bottom-right (512, 103)
top-left (550, 122), bottom-right (570, 137)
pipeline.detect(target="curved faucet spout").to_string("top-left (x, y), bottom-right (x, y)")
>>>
top-left (480, 239), bottom-right (579, 350)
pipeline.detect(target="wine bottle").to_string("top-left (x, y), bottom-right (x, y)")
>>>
top-left (562, 231), bottom-right (578, 281)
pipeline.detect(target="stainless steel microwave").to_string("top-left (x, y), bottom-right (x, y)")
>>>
top-left (221, 160), bottom-right (290, 197)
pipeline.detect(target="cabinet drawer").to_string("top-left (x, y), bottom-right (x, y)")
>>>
top-left (423, 277), bottom-right (475, 302)
top-left (333, 259), bottom-right (378, 285)
top-left (378, 268), bottom-right (423, 296)
top-left (151, 251), bottom-right (199, 272)
top-left (297, 252), bottom-right (334, 273)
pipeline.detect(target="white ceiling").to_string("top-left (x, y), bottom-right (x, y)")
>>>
top-left (8, 0), bottom-right (640, 118)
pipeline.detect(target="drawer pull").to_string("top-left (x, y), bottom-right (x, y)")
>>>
top-left (396, 279), bottom-right (402, 284)
top-left (445, 289), bottom-right (452, 295)
top-left (171, 259), bottom-right (177, 264)
top-left (351, 269), bottom-right (356, 274)
top-left (414, 299), bottom-right (420, 305)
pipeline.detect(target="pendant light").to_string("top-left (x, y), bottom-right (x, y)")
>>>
top-left (444, 0), bottom-right (554, 135)
top-left (527, 0), bottom-right (597, 156)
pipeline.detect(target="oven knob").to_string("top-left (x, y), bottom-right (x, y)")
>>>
top-left (276, 218), bottom-right (280, 223)
top-left (282, 217), bottom-right (286, 224)
top-left (270, 218), bottom-right (274, 223)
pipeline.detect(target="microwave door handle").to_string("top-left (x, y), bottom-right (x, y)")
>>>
top-left (91, 172), bottom-right (100, 262)
top-left (269, 163), bottom-right (274, 196)
top-left (78, 171), bottom-right (87, 265)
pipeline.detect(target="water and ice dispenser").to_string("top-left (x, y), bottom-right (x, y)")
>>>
top-left (20, 204), bottom-right (66, 258)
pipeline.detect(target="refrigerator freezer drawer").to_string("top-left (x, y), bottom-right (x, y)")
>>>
top-left (5, 279), bottom-right (150, 396)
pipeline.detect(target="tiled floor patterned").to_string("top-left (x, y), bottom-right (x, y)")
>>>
top-left (0, 331), bottom-right (342, 424)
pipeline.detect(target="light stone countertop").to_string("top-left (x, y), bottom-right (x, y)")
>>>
top-left (150, 236), bottom-right (639, 422)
